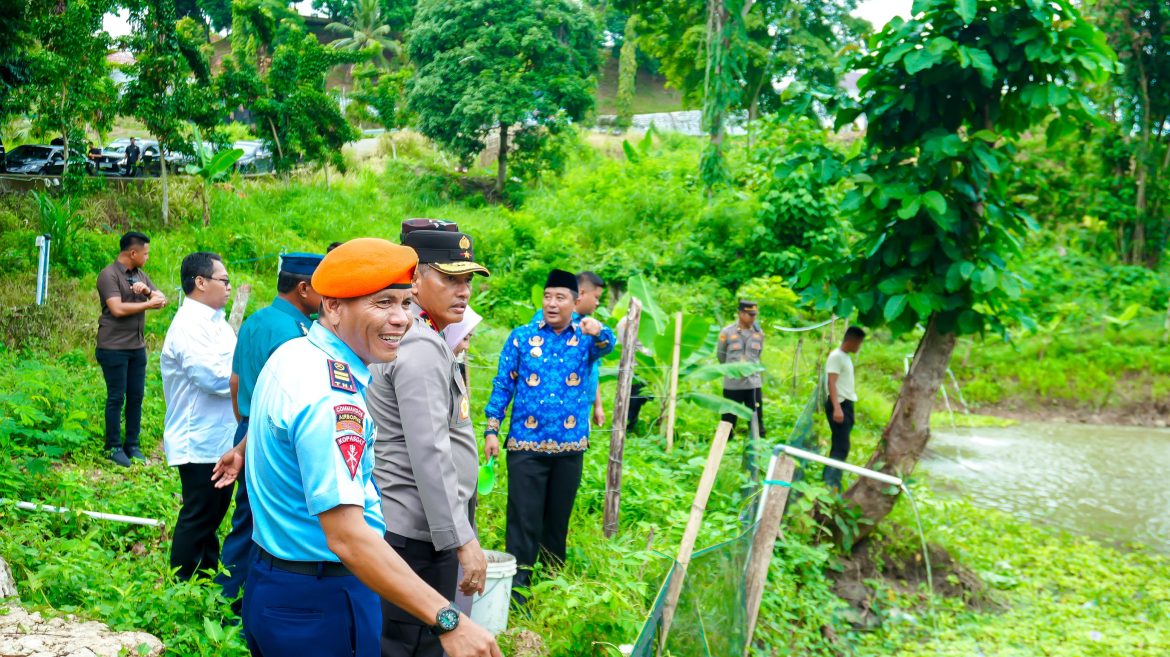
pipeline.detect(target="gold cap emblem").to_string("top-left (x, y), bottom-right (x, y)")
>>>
top-left (459, 235), bottom-right (471, 249)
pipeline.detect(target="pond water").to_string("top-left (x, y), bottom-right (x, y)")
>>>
top-left (922, 422), bottom-right (1170, 553)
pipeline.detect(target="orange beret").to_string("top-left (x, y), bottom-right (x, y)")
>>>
top-left (311, 238), bottom-right (418, 299)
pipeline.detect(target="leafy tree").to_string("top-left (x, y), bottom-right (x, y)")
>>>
top-left (407, 0), bottom-right (599, 193)
top-left (619, 0), bottom-right (868, 186)
top-left (313, 0), bottom-right (413, 33)
top-left (615, 14), bottom-right (638, 131)
top-left (17, 0), bottom-right (118, 181)
top-left (123, 0), bottom-right (221, 224)
top-left (346, 63), bottom-right (410, 131)
top-left (326, 0), bottom-right (400, 69)
top-left (197, 0), bottom-right (233, 31)
top-left (230, 0), bottom-right (302, 72)
top-left (1094, 0), bottom-right (1170, 266)
top-left (222, 24), bottom-right (365, 172)
top-left (0, 0), bottom-right (31, 123)
top-left (798, 0), bottom-right (1115, 539)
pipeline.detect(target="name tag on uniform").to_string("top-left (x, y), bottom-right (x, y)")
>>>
top-left (328, 359), bottom-right (357, 393)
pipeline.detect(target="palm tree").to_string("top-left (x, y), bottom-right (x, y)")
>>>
top-left (326, 0), bottom-right (400, 69)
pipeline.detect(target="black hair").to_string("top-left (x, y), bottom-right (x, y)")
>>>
top-left (180, 251), bottom-right (222, 294)
top-left (844, 325), bottom-right (867, 341)
top-left (327, 241), bottom-right (344, 252)
top-left (577, 270), bottom-right (604, 289)
top-left (277, 271), bottom-right (312, 294)
top-left (120, 231), bottom-right (150, 252)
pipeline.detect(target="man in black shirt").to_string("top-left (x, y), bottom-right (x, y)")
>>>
top-left (124, 137), bottom-right (141, 177)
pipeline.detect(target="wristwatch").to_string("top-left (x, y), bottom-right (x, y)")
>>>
top-left (430, 603), bottom-right (460, 636)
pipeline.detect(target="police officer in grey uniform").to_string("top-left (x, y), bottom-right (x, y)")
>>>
top-left (717, 299), bottom-right (766, 437)
top-left (366, 229), bottom-right (489, 657)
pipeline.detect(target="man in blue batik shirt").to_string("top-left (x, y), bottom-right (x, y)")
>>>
top-left (484, 269), bottom-right (616, 602)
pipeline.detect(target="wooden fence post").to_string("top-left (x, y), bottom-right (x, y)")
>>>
top-left (604, 298), bottom-right (642, 538)
top-left (659, 421), bottom-right (733, 647)
top-left (743, 455), bottom-right (796, 652)
top-left (228, 284), bottom-right (251, 333)
top-left (663, 311), bottom-right (683, 452)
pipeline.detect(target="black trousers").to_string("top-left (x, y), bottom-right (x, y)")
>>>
top-left (626, 382), bottom-right (654, 432)
top-left (95, 347), bottom-right (147, 451)
top-left (823, 399), bottom-right (855, 490)
top-left (171, 462), bottom-right (234, 580)
top-left (505, 451), bottom-right (584, 594)
top-left (380, 533), bottom-right (458, 657)
top-left (722, 387), bottom-right (766, 437)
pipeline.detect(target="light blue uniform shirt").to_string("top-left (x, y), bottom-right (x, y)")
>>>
top-left (231, 296), bottom-right (312, 419)
top-left (246, 322), bottom-right (385, 562)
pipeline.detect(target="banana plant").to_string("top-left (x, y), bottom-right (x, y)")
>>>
top-left (604, 274), bottom-right (764, 435)
top-left (185, 126), bottom-right (243, 226)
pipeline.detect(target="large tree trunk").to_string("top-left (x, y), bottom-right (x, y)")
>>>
top-left (843, 314), bottom-right (956, 542)
top-left (495, 122), bottom-right (509, 195)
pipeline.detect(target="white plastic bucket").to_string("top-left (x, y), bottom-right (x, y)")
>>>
top-left (470, 550), bottom-right (517, 635)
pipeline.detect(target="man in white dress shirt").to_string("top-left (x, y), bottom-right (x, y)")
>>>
top-left (162, 251), bottom-right (238, 580)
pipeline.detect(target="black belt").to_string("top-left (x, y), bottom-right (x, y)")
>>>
top-left (257, 547), bottom-right (352, 578)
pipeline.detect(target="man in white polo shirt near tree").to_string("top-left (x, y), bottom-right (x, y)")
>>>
top-left (824, 325), bottom-right (866, 491)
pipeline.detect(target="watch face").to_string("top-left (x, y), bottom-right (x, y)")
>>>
top-left (437, 607), bottom-right (459, 632)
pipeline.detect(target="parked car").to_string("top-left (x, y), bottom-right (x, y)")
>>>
top-left (0, 136), bottom-right (6, 173)
top-left (2, 145), bottom-right (90, 175)
top-left (233, 140), bottom-right (273, 174)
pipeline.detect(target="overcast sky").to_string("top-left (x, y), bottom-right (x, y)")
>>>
top-left (104, 0), bottom-right (911, 38)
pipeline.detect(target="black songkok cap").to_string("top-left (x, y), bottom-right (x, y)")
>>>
top-left (545, 269), bottom-right (578, 294)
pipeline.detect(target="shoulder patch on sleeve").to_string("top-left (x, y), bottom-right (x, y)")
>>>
top-left (328, 359), bottom-right (358, 393)
top-left (335, 434), bottom-right (365, 479)
top-left (334, 404), bottom-right (365, 435)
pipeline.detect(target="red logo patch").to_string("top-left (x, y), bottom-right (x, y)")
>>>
top-left (335, 434), bottom-right (365, 480)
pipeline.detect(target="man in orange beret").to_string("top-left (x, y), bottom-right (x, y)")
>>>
top-left (212, 239), bottom-right (499, 657)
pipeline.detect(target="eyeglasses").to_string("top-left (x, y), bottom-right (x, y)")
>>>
top-left (207, 276), bottom-right (230, 285)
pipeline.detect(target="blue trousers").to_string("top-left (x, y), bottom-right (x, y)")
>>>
top-left (217, 420), bottom-right (255, 604)
top-left (243, 556), bottom-right (381, 657)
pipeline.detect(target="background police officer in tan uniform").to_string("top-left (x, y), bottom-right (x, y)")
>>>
top-left (717, 300), bottom-right (766, 438)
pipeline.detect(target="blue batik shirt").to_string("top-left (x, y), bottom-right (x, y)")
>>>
top-left (486, 318), bottom-right (616, 454)
top-left (530, 309), bottom-right (609, 403)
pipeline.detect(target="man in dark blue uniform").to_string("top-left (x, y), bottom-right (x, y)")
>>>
top-left (214, 253), bottom-right (324, 609)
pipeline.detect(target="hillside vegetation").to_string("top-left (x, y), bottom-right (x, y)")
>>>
top-left (1, 131), bottom-right (1169, 656)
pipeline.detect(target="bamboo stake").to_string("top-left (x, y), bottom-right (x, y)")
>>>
top-left (228, 283), bottom-right (251, 333)
top-left (743, 455), bottom-right (796, 652)
top-left (604, 297), bottom-right (642, 538)
top-left (664, 311), bottom-right (683, 452)
top-left (791, 335), bottom-right (803, 401)
top-left (659, 420), bottom-right (733, 647)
